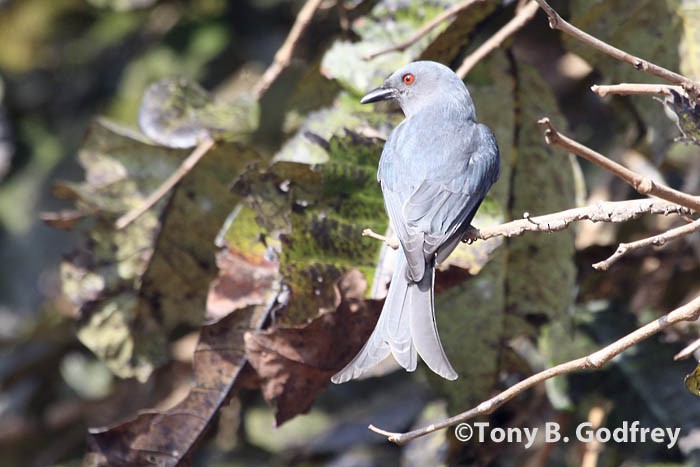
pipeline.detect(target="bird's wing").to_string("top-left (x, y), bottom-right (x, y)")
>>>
top-left (380, 121), bottom-right (499, 280)
top-left (405, 123), bottom-right (500, 259)
top-left (380, 185), bottom-right (424, 282)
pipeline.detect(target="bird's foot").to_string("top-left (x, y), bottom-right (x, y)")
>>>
top-left (362, 228), bottom-right (399, 250)
top-left (461, 225), bottom-right (480, 244)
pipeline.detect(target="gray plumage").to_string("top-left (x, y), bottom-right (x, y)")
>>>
top-left (332, 61), bottom-right (500, 384)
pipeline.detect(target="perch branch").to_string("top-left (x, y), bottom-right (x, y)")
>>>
top-left (475, 198), bottom-right (692, 241)
top-left (534, 0), bottom-right (700, 95)
top-left (253, 0), bottom-right (324, 99)
top-left (364, 199), bottom-right (692, 267)
top-left (591, 83), bottom-right (683, 98)
top-left (538, 118), bottom-right (700, 212)
top-left (592, 217), bottom-right (700, 271)
top-left (364, 0), bottom-right (485, 60)
top-left (362, 228), bottom-right (399, 250)
top-left (456, 0), bottom-right (540, 78)
top-left (369, 293), bottom-right (700, 444)
top-left (115, 137), bottom-right (216, 230)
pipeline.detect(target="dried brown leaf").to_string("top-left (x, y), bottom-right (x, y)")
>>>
top-left (85, 305), bottom-right (267, 466)
top-left (245, 269), bottom-right (381, 426)
top-left (39, 210), bottom-right (87, 230)
top-left (206, 249), bottom-right (279, 321)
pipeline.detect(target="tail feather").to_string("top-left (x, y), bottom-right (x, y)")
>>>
top-left (409, 267), bottom-right (458, 380)
top-left (331, 252), bottom-right (457, 384)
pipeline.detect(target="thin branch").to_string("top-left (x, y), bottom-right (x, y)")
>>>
top-left (115, 137), bottom-right (216, 230)
top-left (362, 228), bottom-right (399, 250)
top-left (456, 0), bottom-right (540, 78)
top-left (369, 293), bottom-right (700, 444)
top-left (593, 217), bottom-right (700, 271)
top-left (538, 118), bottom-right (700, 212)
top-left (475, 198), bottom-right (692, 241)
top-left (591, 83), bottom-right (683, 98)
top-left (534, 0), bottom-right (700, 96)
top-left (363, 0), bottom-right (485, 60)
top-left (581, 405), bottom-right (608, 467)
top-left (252, 0), bottom-right (324, 99)
top-left (674, 336), bottom-right (700, 361)
top-left (363, 199), bottom-right (692, 265)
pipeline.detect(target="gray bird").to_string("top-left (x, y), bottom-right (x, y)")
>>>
top-left (332, 61), bottom-right (500, 384)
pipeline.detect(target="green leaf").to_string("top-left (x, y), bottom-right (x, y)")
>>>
top-left (685, 363), bottom-right (700, 396)
top-left (138, 77), bottom-right (258, 148)
top-left (231, 132), bottom-right (388, 326)
top-left (321, 0), bottom-right (473, 96)
top-left (58, 119), bottom-right (259, 380)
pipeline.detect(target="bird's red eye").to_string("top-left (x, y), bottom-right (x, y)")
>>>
top-left (402, 73), bottom-right (415, 85)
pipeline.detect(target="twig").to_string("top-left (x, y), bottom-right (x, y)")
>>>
top-left (534, 0), bottom-right (683, 84)
top-left (362, 228), bottom-right (399, 250)
top-left (456, 0), bottom-right (540, 78)
top-left (674, 336), bottom-right (700, 361)
top-left (369, 293), bottom-right (700, 444)
top-left (252, 0), bottom-right (324, 99)
top-left (115, 137), bottom-right (215, 230)
top-left (538, 118), bottom-right (700, 212)
top-left (591, 83), bottom-right (684, 98)
top-left (354, 124), bottom-right (388, 141)
top-left (363, 0), bottom-right (485, 61)
top-left (475, 198), bottom-right (692, 241)
top-left (581, 405), bottom-right (608, 467)
top-left (366, 198), bottom-right (692, 267)
top-left (534, 0), bottom-right (700, 96)
top-left (593, 217), bottom-right (700, 271)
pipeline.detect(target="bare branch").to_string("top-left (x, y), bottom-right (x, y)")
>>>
top-left (533, 0), bottom-right (700, 95)
top-left (675, 337), bottom-right (700, 361)
top-left (253, 0), bottom-right (324, 99)
top-left (593, 217), bottom-right (700, 271)
top-left (115, 137), bottom-right (216, 230)
top-left (581, 405), bottom-right (608, 467)
top-left (591, 83), bottom-right (683, 98)
top-left (362, 228), bottom-right (399, 250)
top-left (456, 0), bottom-right (540, 78)
top-left (364, 0), bottom-right (485, 61)
top-left (369, 293), bottom-right (700, 445)
top-left (475, 198), bottom-right (692, 241)
top-left (365, 198), bottom-right (692, 266)
top-left (538, 118), bottom-right (700, 212)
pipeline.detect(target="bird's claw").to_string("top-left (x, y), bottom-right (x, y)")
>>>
top-left (461, 225), bottom-right (480, 244)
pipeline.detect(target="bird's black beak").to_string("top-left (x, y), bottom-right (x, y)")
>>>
top-left (360, 86), bottom-right (396, 104)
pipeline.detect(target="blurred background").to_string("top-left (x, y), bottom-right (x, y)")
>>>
top-left (3, 0), bottom-right (700, 466)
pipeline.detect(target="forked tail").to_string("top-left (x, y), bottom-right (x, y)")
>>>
top-left (331, 252), bottom-right (457, 383)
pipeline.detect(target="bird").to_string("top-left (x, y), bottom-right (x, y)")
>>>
top-left (331, 61), bottom-right (500, 384)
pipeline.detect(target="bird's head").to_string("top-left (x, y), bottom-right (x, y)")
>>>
top-left (360, 61), bottom-right (474, 119)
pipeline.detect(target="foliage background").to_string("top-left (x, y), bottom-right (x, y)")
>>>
top-left (2, 0), bottom-right (700, 465)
